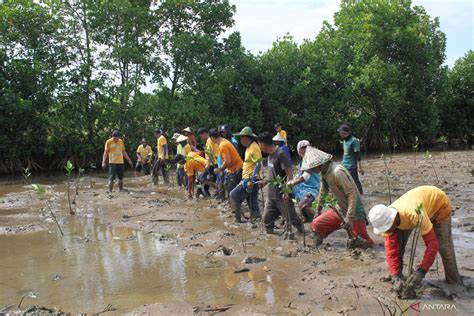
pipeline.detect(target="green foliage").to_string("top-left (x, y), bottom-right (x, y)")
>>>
top-left (414, 203), bottom-right (423, 215)
top-left (65, 160), bottom-right (74, 177)
top-left (314, 194), bottom-right (338, 210)
top-left (31, 184), bottom-right (47, 194)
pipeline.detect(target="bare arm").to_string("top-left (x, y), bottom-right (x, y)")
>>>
top-left (102, 150), bottom-right (108, 168)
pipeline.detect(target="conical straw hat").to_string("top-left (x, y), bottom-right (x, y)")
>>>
top-left (301, 146), bottom-right (333, 171)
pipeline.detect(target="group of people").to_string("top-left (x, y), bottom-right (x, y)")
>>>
top-left (101, 123), bottom-right (463, 298)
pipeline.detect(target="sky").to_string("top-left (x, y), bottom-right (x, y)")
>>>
top-left (228, 0), bottom-right (473, 67)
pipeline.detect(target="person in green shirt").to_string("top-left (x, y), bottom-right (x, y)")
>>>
top-left (338, 124), bottom-right (364, 194)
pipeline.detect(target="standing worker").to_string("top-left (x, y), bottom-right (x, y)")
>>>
top-left (198, 128), bottom-right (219, 197)
top-left (369, 186), bottom-right (462, 298)
top-left (230, 127), bottom-right (262, 223)
top-left (274, 123), bottom-right (288, 144)
top-left (273, 133), bottom-right (291, 163)
top-left (102, 130), bottom-right (133, 194)
top-left (152, 128), bottom-right (169, 185)
top-left (302, 146), bottom-right (373, 248)
top-left (135, 138), bottom-right (152, 175)
top-left (338, 124), bottom-right (364, 194)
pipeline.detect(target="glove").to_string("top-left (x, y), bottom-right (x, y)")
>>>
top-left (391, 274), bottom-right (404, 294)
top-left (405, 269), bottom-right (425, 288)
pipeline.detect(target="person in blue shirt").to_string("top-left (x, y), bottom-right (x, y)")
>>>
top-left (287, 140), bottom-right (321, 222)
top-left (273, 133), bottom-right (291, 164)
top-left (338, 124), bottom-right (364, 194)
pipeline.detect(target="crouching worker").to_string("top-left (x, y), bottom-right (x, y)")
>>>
top-left (369, 185), bottom-right (462, 298)
top-left (287, 140), bottom-right (320, 222)
top-left (230, 127), bottom-right (262, 223)
top-left (174, 152), bottom-right (207, 199)
top-left (135, 138), bottom-right (152, 175)
top-left (301, 146), bottom-right (373, 248)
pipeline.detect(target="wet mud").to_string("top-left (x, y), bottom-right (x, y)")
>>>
top-left (0, 151), bottom-right (473, 315)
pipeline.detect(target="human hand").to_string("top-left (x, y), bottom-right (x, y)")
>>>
top-left (102, 162), bottom-right (107, 170)
top-left (341, 217), bottom-right (353, 231)
top-left (282, 192), bottom-right (290, 202)
top-left (258, 180), bottom-right (267, 188)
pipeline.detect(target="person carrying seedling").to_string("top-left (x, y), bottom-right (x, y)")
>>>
top-left (287, 140), bottom-right (320, 222)
top-left (273, 133), bottom-right (291, 164)
top-left (174, 152), bottom-right (207, 199)
top-left (102, 130), bottom-right (133, 193)
top-left (301, 146), bottom-right (373, 248)
top-left (135, 138), bottom-right (152, 176)
top-left (174, 134), bottom-right (189, 189)
top-left (229, 127), bottom-right (262, 223)
top-left (258, 131), bottom-right (304, 235)
top-left (211, 128), bottom-right (243, 199)
top-left (152, 128), bottom-right (169, 185)
top-left (338, 124), bottom-right (364, 194)
top-left (183, 127), bottom-right (197, 151)
top-left (274, 123), bottom-right (288, 145)
top-left (369, 186), bottom-right (462, 298)
top-left (198, 127), bottom-right (219, 197)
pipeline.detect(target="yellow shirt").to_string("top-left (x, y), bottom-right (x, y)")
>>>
top-left (157, 135), bottom-right (168, 159)
top-left (136, 144), bottom-right (152, 161)
top-left (279, 130), bottom-right (288, 144)
top-left (182, 143), bottom-right (192, 157)
top-left (205, 137), bottom-right (219, 165)
top-left (104, 138), bottom-right (125, 164)
top-left (242, 141), bottom-right (262, 179)
top-left (219, 138), bottom-right (243, 173)
top-left (185, 152), bottom-right (207, 177)
top-left (389, 185), bottom-right (452, 236)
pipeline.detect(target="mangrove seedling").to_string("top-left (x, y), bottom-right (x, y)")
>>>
top-left (72, 167), bottom-right (85, 205)
top-left (64, 160), bottom-right (76, 215)
top-left (424, 150), bottom-right (439, 184)
top-left (22, 167), bottom-right (31, 185)
top-left (381, 154), bottom-right (392, 204)
top-left (408, 203), bottom-right (423, 275)
top-left (31, 184), bottom-right (64, 237)
top-left (413, 136), bottom-right (419, 165)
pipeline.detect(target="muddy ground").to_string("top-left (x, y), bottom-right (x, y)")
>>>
top-left (0, 151), bottom-right (473, 315)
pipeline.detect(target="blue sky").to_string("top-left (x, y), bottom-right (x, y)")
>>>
top-left (228, 0), bottom-right (473, 67)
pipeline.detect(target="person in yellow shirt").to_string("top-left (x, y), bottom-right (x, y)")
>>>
top-left (174, 152), bottom-right (207, 199)
top-left (152, 128), bottom-right (169, 185)
top-left (135, 138), bottom-right (152, 175)
top-left (198, 127), bottom-right (219, 197)
top-left (229, 127), bottom-right (262, 223)
top-left (274, 123), bottom-right (287, 144)
top-left (210, 128), bottom-right (243, 200)
top-left (369, 186), bottom-right (462, 298)
top-left (101, 130), bottom-right (133, 193)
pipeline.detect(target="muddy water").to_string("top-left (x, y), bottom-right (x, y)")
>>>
top-left (0, 216), bottom-right (286, 313)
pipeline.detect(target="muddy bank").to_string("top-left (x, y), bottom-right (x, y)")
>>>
top-left (0, 151), bottom-right (473, 315)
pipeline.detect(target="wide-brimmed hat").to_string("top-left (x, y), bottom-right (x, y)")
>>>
top-left (297, 140), bottom-right (310, 152)
top-left (369, 204), bottom-right (398, 235)
top-left (272, 134), bottom-right (286, 142)
top-left (301, 146), bottom-right (333, 171)
top-left (172, 133), bottom-right (181, 140)
top-left (183, 127), bottom-right (193, 134)
top-left (176, 135), bottom-right (189, 143)
top-left (235, 126), bottom-right (257, 138)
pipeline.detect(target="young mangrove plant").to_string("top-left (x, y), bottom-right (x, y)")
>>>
top-left (438, 136), bottom-right (448, 159)
top-left (381, 154), bottom-right (392, 204)
top-left (413, 136), bottom-right (419, 165)
top-left (408, 203), bottom-right (423, 275)
top-left (32, 184), bottom-right (64, 237)
top-left (72, 167), bottom-right (85, 205)
top-left (64, 160), bottom-right (76, 215)
top-left (424, 150), bottom-right (439, 184)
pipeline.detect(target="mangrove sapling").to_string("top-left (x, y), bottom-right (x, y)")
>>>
top-left (424, 150), bottom-right (439, 184)
top-left (72, 167), bottom-right (85, 205)
top-left (64, 160), bottom-right (76, 215)
top-left (407, 203), bottom-right (423, 275)
top-left (89, 164), bottom-right (96, 188)
top-left (381, 154), bottom-right (392, 204)
top-left (438, 136), bottom-right (448, 159)
top-left (383, 135), bottom-right (392, 162)
top-left (31, 184), bottom-right (64, 237)
top-left (23, 168), bottom-right (32, 198)
top-left (413, 136), bottom-right (419, 165)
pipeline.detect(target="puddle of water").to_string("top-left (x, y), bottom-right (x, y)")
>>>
top-left (0, 217), bottom-right (287, 313)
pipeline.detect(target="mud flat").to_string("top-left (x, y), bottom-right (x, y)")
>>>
top-left (0, 151), bottom-right (473, 315)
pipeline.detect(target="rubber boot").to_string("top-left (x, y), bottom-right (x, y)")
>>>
top-left (108, 181), bottom-right (114, 193)
top-left (232, 200), bottom-right (242, 223)
top-left (118, 180), bottom-right (124, 191)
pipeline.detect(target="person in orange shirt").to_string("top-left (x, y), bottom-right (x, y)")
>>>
top-left (152, 128), bottom-right (169, 185)
top-left (210, 128), bottom-right (243, 199)
top-left (174, 152), bottom-right (207, 199)
top-left (369, 186), bottom-right (462, 298)
top-left (101, 130), bottom-right (133, 193)
top-left (274, 123), bottom-right (287, 144)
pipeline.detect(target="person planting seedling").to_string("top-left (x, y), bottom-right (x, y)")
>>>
top-left (135, 138), bottom-right (152, 175)
top-left (102, 130), bottom-right (133, 194)
top-left (301, 146), bottom-right (373, 248)
top-left (369, 185), bottom-right (462, 299)
top-left (174, 152), bottom-right (208, 199)
top-left (257, 131), bottom-right (303, 236)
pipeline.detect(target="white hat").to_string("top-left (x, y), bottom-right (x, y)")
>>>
top-left (172, 133), bottom-right (181, 140)
top-left (297, 140), bottom-right (310, 153)
top-left (176, 135), bottom-right (188, 143)
top-left (369, 204), bottom-right (398, 235)
top-left (183, 127), bottom-right (193, 134)
top-left (301, 146), bottom-right (333, 171)
top-left (273, 133), bottom-right (286, 142)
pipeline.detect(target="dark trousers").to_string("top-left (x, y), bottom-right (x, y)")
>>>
top-left (176, 167), bottom-right (187, 189)
top-left (152, 159), bottom-right (169, 185)
top-left (263, 197), bottom-right (303, 233)
top-left (229, 181), bottom-right (260, 219)
top-left (198, 165), bottom-right (216, 194)
top-left (225, 170), bottom-right (242, 197)
top-left (135, 162), bottom-right (150, 175)
top-left (348, 166), bottom-right (363, 194)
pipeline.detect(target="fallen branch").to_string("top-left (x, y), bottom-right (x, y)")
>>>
top-left (122, 211), bottom-right (153, 219)
top-left (94, 303), bottom-right (116, 315)
top-left (351, 278), bottom-right (360, 299)
top-left (145, 219), bottom-right (184, 223)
